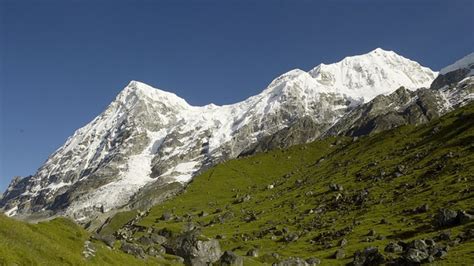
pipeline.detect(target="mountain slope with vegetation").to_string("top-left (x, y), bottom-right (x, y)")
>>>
top-left (96, 102), bottom-right (474, 265)
top-left (1, 103), bottom-right (473, 265)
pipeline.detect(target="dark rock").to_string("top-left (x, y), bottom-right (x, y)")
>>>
top-left (96, 234), bottom-right (116, 248)
top-left (384, 242), bottom-right (403, 253)
top-left (417, 204), bottom-right (429, 213)
top-left (339, 238), bottom-right (348, 247)
top-left (246, 248), bottom-right (259, 257)
top-left (458, 229), bottom-right (474, 241)
top-left (234, 194), bottom-right (251, 204)
top-left (306, 257), bottom-right (321, 265)
top-left (433, 208), bottom-right (458, 227)
top-left (150, 233), bottom-right (167, 245)
top-left (284, 233), bottom-right (299, 243)
top-left (432, 247), bottom-right (448, 258)
top-left (161, 212), bottom-right (173, 221)
top-left (367, 229), bottom-right (376, 236)
top-left (156, 228), bottom-right (175, 238)
top-left (457, 210), bottom-right (474, 224)
top-left (425, 239), bottom-right (436, 247)
top-left (121, 242), bottom-right (146, 259)
top-left (352, 247), bottom-right (385, 266)
top-left (437, 231), bottom-right (451, 241)
top-left (138, 235), bottom-right (154, 246)
top-left (219, 251), bottom-right (243, 266)
top-left (334, 249), bottom-right (345, 259)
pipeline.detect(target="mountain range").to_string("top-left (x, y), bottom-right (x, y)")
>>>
top-left (1, 48), bottom-right (473, 225)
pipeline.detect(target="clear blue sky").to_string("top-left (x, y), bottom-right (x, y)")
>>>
top-left (0, 0), bottom-right (473, 191)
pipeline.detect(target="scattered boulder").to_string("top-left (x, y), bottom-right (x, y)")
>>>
top-left (168, 230), bottom-right (221, 265)
top-left (161, 212), bottom-right (173, 221)
top-left (96, 234), bottom-right (116, 248)
top-left (246, 248), bottom-right (259, 257)
top-left (138, 235), bottom-right (154, 246)
top-left (156, 227), bottom-right (176, 239)
top-left (305, 257), bottom-right (321, 265)
top-left (433, 208), bottom-right (459, 227)
top-left (384, 242), bottom-right (403, 253)
top-left (433, 208), bottom-right (474, 228)
top-left (198, 211), bottom-right (208, 217)
top-left (329, 183), bottom-right (344, 192)
top-left (409, 239), bottom-right (428, 251)
top-left (334, 249), bottom-right (345, 259)
top-left (150, 233), bottom-right (167, 245)
top-left (147, 246), bottom-right (165, 257)
top-left (436, 231), bottom-right (452, 241)
top-left (234, 194), bottom-right (252, 204)
top-left (425, 239), bottom-right (436, 247)
top-left (283, 232), bottom-right (299, 243)
top-left (457, 210), bottom-right (474, 224)
top-left (403, 248), bottom-right (429, 263)
top-left (219, 251), bottom-right (243, 266)
top-left (82, 240), bottom-right (96, 259)
top-left (352, 247), bottom-right (385, 266)
top-left (339, 238), bottom-right (348, 247)
top-left (121, 242), bottom-right (146, 259)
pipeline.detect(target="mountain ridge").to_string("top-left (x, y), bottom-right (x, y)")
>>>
top-left (2, 48), bottom-right (472, 223)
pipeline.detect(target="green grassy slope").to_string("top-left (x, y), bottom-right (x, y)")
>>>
top-left (132, 102), bottom-right (474, 265)
top-left (0, 214), bottom-right (179, 265)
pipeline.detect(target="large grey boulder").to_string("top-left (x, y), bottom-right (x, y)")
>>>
top-left (167, 230), bottom-right (221, 265)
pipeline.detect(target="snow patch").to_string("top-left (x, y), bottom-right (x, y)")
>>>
top-left (5, 206), bottom-right (18, 217)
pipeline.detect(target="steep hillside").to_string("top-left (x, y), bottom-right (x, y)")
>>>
top-left (1, 103), bottom-right (473, 265)
top-left (94, 102), bottom-right (474, 265)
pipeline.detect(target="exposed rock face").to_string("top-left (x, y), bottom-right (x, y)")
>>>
top-left (165, 230), bottom-right (222, 265)
top-left (2, 49), bottom-right (473, 223)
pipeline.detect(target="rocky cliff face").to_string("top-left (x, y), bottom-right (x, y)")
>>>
top-left (4, 48), bottom-right (470, 223)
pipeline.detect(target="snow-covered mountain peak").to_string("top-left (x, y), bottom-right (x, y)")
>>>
top-left (116, 80), bottom-right (191, 110)
top-left (440, 52), bottom-right (474, 75)
top-left (308, 49), bottom-right (437, 101)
